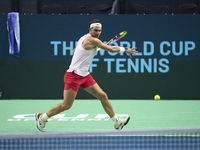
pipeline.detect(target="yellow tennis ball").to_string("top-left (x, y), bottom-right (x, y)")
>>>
top-left (154, 95), bottom-right (160, 101)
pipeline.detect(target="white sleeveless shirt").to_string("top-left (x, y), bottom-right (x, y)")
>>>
top-left (67, 33), bottom-right (97, 77)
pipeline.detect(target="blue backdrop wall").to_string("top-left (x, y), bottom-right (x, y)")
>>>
top-left (0, 14), bottom-right (200, 99)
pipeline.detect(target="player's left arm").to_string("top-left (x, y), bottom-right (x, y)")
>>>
top-left (73, 48), bottom-right (76, 54)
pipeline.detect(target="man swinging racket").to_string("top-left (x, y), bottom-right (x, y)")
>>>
top-left (36, 19), bottom-right (138, 132)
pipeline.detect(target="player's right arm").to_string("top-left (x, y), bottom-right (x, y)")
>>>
top-left (92, 38), bottom-right (138, 58)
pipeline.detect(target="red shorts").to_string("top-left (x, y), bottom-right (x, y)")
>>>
top-left (64, 71), bottom-right (96, 92)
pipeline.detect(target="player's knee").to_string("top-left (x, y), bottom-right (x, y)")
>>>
top-left (99, 92), bottom-right (108, 101)
top-left (61, 103), bottom-right (72, 111)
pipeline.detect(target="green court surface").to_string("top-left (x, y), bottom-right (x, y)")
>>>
top-left (0, 99), bottom-right (200, 134)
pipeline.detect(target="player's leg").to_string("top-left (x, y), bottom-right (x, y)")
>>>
top-left (36, 72), bottom-right (80, 132)
top-left (84, 83), bottom-right (115, 118)
top-left (36, 89), bottom-right (77, 132)
top-left (47, 89), bottom-right (77, 117)
top-left (84, 83), bottom-right (130, 131)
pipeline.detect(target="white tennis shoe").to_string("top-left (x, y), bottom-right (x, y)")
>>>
top-left (35, 113), bottom-right (48, 132)
top-left (114, 116), bottom-right (130, 131)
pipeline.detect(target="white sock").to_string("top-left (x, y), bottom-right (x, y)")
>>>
top-left (111, 115), bottom-right (118, 124)
top-left (41, 113), bottom-right (50, 121)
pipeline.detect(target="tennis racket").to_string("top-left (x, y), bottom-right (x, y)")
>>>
top-left (97, 31), bottom-right (127, 51)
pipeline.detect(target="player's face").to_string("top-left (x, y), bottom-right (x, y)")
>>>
top-left (90, 27), bottom-right (102, 38)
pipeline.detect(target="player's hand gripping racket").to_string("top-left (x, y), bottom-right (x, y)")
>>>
top-left (97, 31), bottom-right (127, 51)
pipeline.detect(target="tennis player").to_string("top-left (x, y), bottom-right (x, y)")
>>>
top-left (36, 19), bottom-right (137, 132)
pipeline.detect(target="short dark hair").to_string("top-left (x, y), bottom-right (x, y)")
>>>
top-left (90, 19), bottom-right (101, 25)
